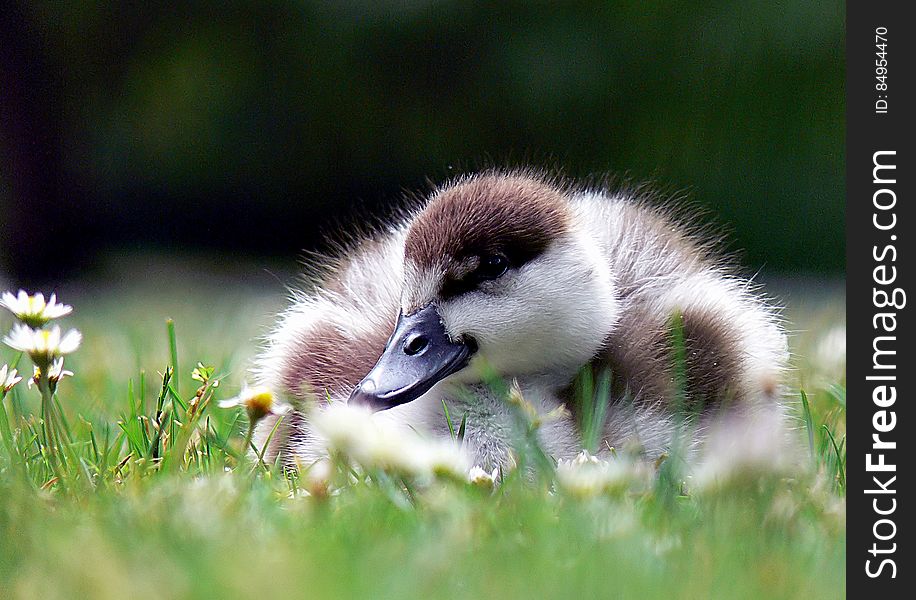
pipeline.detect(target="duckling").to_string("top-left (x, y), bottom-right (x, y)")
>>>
top-left (252, 171), bottom-right (788, 470)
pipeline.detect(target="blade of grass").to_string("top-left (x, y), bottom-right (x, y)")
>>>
top-left (457, 413), bottom-right (467, 445)
top-left (166, 319), bottom-right (180, 397)
top-left (139, 369), bottom-right (147, 415)
top-left (800, 390), bottom-right (815, 462)
top-left (257, 415), bottom-right (287, 468)
top-left (441, 399), bottom-right (456, 440)
top-left (822, 425), bottom-right (846, 492)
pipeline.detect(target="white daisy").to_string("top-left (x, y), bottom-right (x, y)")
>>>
top-left (556, 450), bottom-right (648, 499)
top-left (421, 441), bottom-right (471, 480)
top-left (1, 364), bottom-right (23, 393)
top-left (468, 465), bottom-right (499, 489)
top-left (813, 324), bottom-right (846, 380)
top-left (0, 290), bottom-right (73, 327)
top-left (2, 324), bottom-right (82, 363)
top-left (691, 409), bottom-right (799, 492)
top-left (48, 357), bottom-right (74, 382)
top-left (218, 382), bottom-right (289, 423)
top-left (27, 358), bottom-right (74, 391)
top-left (312, 402), bottom-right (470, 479)
top-left (304, 458), bottom-right (334, 499)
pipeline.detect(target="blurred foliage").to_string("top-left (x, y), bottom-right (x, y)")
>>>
top-left (1, 1), bottom-right (843, 281)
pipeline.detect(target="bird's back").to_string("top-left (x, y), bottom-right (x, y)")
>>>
top-left (570, 190), bottom-right (787, 416)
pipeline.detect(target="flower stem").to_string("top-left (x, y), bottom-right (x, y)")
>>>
top-left (37, 369), bottom-right (58, 467)
top-left (242, 423), bottom-right (255, 461)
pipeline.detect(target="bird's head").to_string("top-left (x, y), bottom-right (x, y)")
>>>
top-left (349, 173), bottom-right (618, 411)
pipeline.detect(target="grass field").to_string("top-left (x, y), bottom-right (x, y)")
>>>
top-left (0, 256), bottom-right (846, 599)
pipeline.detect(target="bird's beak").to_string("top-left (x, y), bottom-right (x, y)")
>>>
top-left (348, 304), bottom-right (474, 411)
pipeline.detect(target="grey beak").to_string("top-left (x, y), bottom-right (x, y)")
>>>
top-left (348, 304), bottom-right (474, 411)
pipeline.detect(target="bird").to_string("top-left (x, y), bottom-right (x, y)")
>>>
top-left (252, 170), bottom-right (789, 471)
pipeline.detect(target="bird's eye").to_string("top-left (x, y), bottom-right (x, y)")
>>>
top-left (475, 254), bottom-right (509, 281)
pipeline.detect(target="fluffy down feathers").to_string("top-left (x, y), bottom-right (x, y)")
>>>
top-left (253, 171), bottom-right (789, 470)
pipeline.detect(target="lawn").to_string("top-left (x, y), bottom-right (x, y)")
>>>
top-left (0, 255), bottom-right (846, 599)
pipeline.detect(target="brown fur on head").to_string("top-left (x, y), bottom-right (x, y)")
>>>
top-left (404, 174), bottom-right (570, 281)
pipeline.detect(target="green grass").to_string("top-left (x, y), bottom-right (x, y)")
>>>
top-left (0, 271), bottom-right (846, 599)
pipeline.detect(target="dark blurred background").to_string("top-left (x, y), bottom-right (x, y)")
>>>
top-left (1, 1), bottom-right (844, 285)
